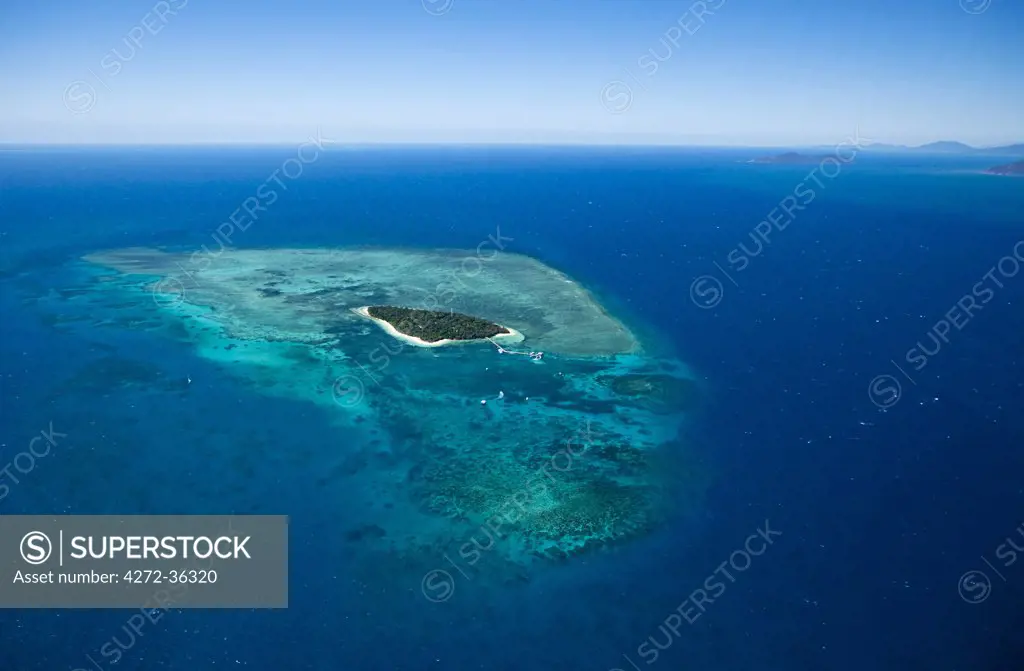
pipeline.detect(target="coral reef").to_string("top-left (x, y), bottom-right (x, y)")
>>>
top-left (411, 431), bottom-right (658, 560)
top-left (598, 372), bottom-right (701, 413)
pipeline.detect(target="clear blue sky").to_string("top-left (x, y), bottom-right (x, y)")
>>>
top-left (2, 0), bottom-right (1022, 145)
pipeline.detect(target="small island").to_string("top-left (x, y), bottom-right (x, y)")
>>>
top-left (354, 305), bottom-right (525, 348)
top-left (985, 160), bottom-right (1024, 176)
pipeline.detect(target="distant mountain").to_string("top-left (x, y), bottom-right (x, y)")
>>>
top-left (985, 160), bottom-right (1024, 176)
top-left (988, 143), bottom-right (1024, 155)
top-left (863, 141), bottom-right (1024, 155)
top-left (913, 141), bottom-right (976, 153)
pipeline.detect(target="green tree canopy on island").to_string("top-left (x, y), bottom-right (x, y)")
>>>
top-left (367, 306), bottom-right (508, 342)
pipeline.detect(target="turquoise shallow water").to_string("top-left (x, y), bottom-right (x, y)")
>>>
top-left (1, 146), bottom-right (1023, 670)
top-left (67, 245), bottom-right (700, 565)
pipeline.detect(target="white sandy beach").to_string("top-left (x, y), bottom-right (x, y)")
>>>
top-left (352, 306), bottom-right (525, 349)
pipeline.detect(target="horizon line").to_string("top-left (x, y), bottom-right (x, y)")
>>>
top-left (2, 140), bottom-right (1022, 151)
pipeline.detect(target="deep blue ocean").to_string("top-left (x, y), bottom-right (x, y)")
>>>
top-left (1, 145), bottom-right (1023, 670)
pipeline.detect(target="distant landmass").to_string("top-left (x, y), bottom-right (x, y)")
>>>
top-left (750, 142), bottom-right (1023, 161)
top-left (748, 152), bottom-right (831, 164)
top-left (985, 160), bottom-right (1024, 176)
top-left (862, 141), bottom-right (1024, 155)
top-left (914, 141), bottom-right (976, 153)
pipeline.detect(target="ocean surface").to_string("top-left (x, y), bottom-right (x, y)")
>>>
top-left (1, 145), bottom-right (1023, 670)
